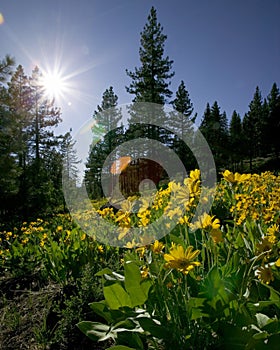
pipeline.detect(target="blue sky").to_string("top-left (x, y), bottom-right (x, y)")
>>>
top-left (1, 0), bottom-right (279, 134)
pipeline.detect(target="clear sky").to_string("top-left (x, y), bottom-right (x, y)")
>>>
top-left (1, 0), bottom-right (279, 134)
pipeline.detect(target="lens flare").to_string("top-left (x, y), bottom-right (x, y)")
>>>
top-left (111, 156), bottom-right (132, 174)
top-left (0, 13), bottom-right (5, 25)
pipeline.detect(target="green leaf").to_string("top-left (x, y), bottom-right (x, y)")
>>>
top-left (202, 266), bottom-right (230, 307)
top-left (89, 300), bottom-right (113, 323)
top-left (124, 262), bottom-right (151, 307)
top-left (104, 282), bottom-right (132, 309)
top-left (137, 317), bottom-right (168, 340)
top-left (95, 267), bottom-right (113, 276)
top-left (256, 313), bottom-right (274, 329)
top-left (117, 332), bottom-right (144, 350)
top-left (77, 321), bottom-right (110, 342)
top-left (252, 331), bottom-right (269, 340)
top-left (188, 297), bottom-right (208, 320)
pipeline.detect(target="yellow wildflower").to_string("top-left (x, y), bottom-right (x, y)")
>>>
top-left (275, 258), bottom-right (280, 267)
top-left (57, 225), bottom-right (63, 232)
top-left (21, 238), bottom-right (29, 245)
top-left (164, 244), bottom-right (201, 275)
top-left (189, 169), bottom-right (201, 182)
top-left (168, 181), bottom-right (181, 193)
top-left (266, 224), bottom-right (279, 244)
top-left (116, 212), bottom-right (131, 228)
top-left (178, 215), bottom-right (189, 225)
top-left (150, 240), bottom-right (164, 253)
top-left (192, 213), bottom-right (220, 231)
top-left (223, 170), bottom-right (250, 184)
top-left (141, 266), bottom-right (149, 279)
top-left (138, 210), bottom-right (150, 227)
top-left (125, 239), bottom-right (137, 249)
top-left (234, 173), bottom-right (251, 182)
top-left (81, 233), bottom-right (86, 241)
top-left (184, 177), bottom-right (201, 196)
top-left (97, 245), bottom-right (104, 253)
top-left (136, 246), bottom-right (146, 258)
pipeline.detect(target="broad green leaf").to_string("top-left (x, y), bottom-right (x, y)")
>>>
top-left (77, 321), bottom-right (110, 342)
top-left (117, 331), bottom-right (144, 350)
top-left (124, 262), bottom-right (151, 307)
top-left (138, 317), bottom-right (169, 340)
top-left (89, 300), bottom-right (113, 323)
top-left (104, 282), bottom-right (132, 309)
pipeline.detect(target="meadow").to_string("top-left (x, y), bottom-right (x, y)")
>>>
top-left (1, 170), bottom-right (280, 349)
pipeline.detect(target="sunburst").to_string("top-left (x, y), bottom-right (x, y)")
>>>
top-left (41, 68), bottom-right (67, 101)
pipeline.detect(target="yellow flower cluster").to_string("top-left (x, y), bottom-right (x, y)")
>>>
top-left (88, 170), bottom-right (203, 247)
top-left (221, 171), bottom-right (280, 226)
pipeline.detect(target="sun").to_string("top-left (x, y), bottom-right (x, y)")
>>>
top-left (41, 69), bottom-right (67, 101)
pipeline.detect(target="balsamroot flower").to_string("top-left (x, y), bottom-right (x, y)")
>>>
top-left (222, 170), bottom-right (251, 184)
top-left (192, 213), bottom-right (220, 231)
top-left (164, 244), bottom-right (201, 275)
top-left (150, 240), bottom-right (164, 254)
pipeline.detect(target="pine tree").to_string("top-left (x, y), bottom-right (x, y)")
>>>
top-left (62, 130), bottom-right (81, 184)
top-left (22, 66), bottom-right (62, 216)
top-left (170, 80), bottom-right (197, 169)
top-left (8, 65), bottom-right (32, 168)
top-left (0, 55), bottom-right (15, 83)
top-left (29, 66), bottom-right (61, 162)
top-left (243, 86), bottom-right (264, 169)
top-left (199, 101), bottom-right (228, 169)
top-left (126, 6), bottom-right (174, 105)
top-left (124, 7), bottom-right (175, 192)
top-left (0, 55), bottom-right (18, 214)
top-left (266, 83), bottom-right (280, 157)
top-left (229, 110), bottom-right (244, 170)
top-left (95, 86), bottom-right (122, 132)
top-left (85, 87), bottom-right (123, 198)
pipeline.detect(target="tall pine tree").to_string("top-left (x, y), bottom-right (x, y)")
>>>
top-left (170, 80), bottom-right (197, 170)
top-left (229, 110), bottom-right (244, 171)
top-left (0, 55), bottom-right (18, 216)
top-left (266, 83), bottom-right (280, 158)
top-left (199, 101), bottom-right (228, 169)
top-left (126, 6), bottom-right (174, 105)
top-left (243, 86), bottom-right (264, 170)
top-left (124, 7), bottom-right (175, 192)
top-left (85, 87), bottom-right (123, 198)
